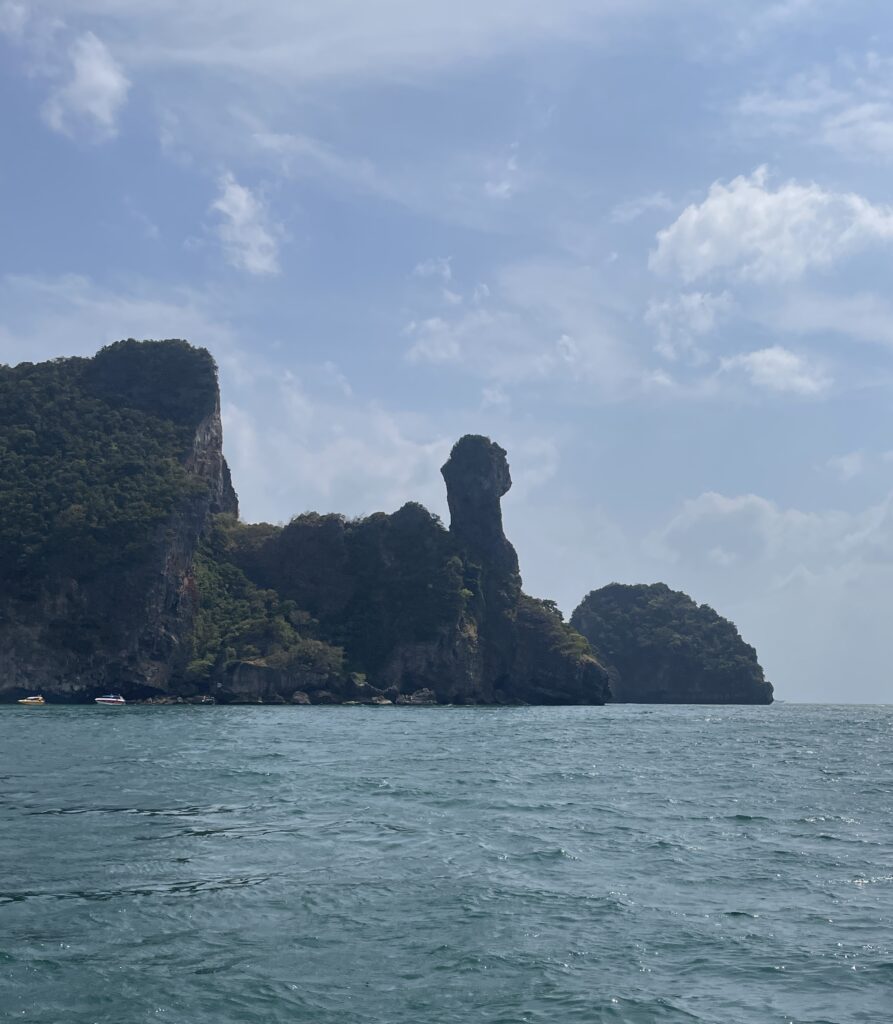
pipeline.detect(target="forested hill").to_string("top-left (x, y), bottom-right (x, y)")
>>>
top-left (0, 339), bottom-right (770, 705)
top-left (0, 340), bottom-right (238, 698)
top-left (571, 583), bottom-right (774, 704)
top-left (0, 340), bottom-right (224, 592)
top-left (0, 341), bottom-right (608, 705)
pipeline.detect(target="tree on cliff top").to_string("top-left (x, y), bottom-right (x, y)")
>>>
top-left (0, 340), bottom-right (218, 591)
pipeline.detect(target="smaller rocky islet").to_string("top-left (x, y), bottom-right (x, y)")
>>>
top-left (571, 583), bottom-right (773, 705)
top-left (0, 340), bottom-right (772, 705)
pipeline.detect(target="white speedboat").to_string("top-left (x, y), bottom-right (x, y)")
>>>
top-left (17, 695), bottom-right (46, 706)
top-left (95, 694), bottom-right (126, 706)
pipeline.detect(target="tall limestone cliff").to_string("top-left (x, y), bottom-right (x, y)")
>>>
top-left (571, 583), bottom-right (774, 704)
top-left (4, 340), bottom-right (772, 706)
top-left (0, 340), bottom-right (238, 701)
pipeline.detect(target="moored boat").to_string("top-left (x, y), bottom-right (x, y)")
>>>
top-left (95, 694), bottom-right (126, 706)
top-left (17, 695), bottom-right (46, 705)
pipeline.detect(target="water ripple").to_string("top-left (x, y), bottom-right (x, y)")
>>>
top-left (1, 703), bottom-right (892, 1023)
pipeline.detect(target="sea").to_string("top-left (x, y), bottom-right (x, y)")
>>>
top-left (1, 703), bottom-right (891, 1024)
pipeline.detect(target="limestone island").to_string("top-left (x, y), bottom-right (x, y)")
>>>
top-left (0, 340), bottom-right (772, 705)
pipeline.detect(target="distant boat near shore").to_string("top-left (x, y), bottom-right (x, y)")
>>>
top-left (17, 695), bottom-right (45, 705)
top-left (95, 694), bottom-right (126, 706)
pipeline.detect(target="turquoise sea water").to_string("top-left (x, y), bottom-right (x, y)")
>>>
top-left (1, 704), bottom-right (891, 1023)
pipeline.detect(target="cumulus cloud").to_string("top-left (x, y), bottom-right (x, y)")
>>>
top-left (650, 167), bottom-right (893, 283)
top-left (210, 173), bottom-right (281, 276)
top-left (42, 32), bottom-right (130, 140)
top-left (720, 346), bottom-right (831, 395)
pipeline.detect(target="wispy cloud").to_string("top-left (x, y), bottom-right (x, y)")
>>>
top-left (736, 52), bottom-right (893, 161)
top-left (611, 191), bottom-right (674, 224)
top-left (826, 451), bottom-right (865, 481)
top-left (645, 290), bottom-right (732, 361)
top-left (210, 173), bottom-right (282, 276)
top-left (0, 1), bottom-right (27, 39)
top-left (42, 31), bottom-right (130, 140)
top-left (719, 345), bottom-right (831, 395)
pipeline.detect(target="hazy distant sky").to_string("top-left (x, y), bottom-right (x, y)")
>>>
top-left (2, 1), bottom-right (892, 702)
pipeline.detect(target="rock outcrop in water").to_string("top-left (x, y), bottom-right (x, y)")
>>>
top-left (0, 343), bottom-right (609, 705)
top-left (570, 583), bottom-right (773, 704)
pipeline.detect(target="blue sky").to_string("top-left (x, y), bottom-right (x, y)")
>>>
top-left (2, 0), bottom-right (892, 702)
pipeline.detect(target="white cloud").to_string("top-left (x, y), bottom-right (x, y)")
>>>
top-left (827, 451), bottom-right (865, 481)
top-left (645, 484), bottom-right (893, 702)
top-left (484, 147), bottom-right (521, 200)
top-left (720, 345), bottom-right (831, 395)
top-left (611, 191), bottom-right (674, 223)
top-left (404, 261), bottom-right (640, 393)
top-left (764, 290), bottom-right (893, 349)
top-left (737, 71), bottom-right (844, 125)
top-left (250, 130), bottom-right (390, 199)
top-left (223, 384), bottom-right (452, 523)
top-left (36, 1), bottom-right (671, 84)
top-left (650, 489), bottom-right (893, 574)
top-left (736, 53), bottom-right (893, 162)
top-left (821, 101), bottom-right (893, 160)
top-left (650, 167), bottom-right (893, 283)
top-left (412, 257), bottom-right (453, 282)
top-left (210, 173), bottom-right (281, 276)
top-left (42, 32), bottom-right (129, 140)
top-left (645, 290), bottom-right (732, 361)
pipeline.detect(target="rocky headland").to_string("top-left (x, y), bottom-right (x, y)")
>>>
top-left (0, 340), bottom-right (772, 705)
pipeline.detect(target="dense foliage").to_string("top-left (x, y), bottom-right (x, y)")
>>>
top-left (517, 594), bottom-right (594, 662)
top-left (187, 515), bottom-right (344, 683)
top-left (571, 583), bottom-right (772, 703)
top-left (0, 340), bottom-right (216, 592)
top-left (224, 502), bottom-right (470, 675)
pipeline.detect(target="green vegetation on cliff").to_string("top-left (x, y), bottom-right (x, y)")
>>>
top-left (0, 340), bottom-right (216, 592)
top-left (1, 340), bottom-right (765, 706)
top-left (188, 515), bottom-right (344, 684)
top-left (218, 503), bottom-right (468, 676)
top-left (571, 583), bottom-right (773, 704)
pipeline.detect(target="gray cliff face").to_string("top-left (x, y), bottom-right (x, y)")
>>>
top-left (132, 402), bottom-right (238, 694)
top-left (441, 435), bottom-right (517, 573)
top-left (0, 387), bottom-right (237, 702)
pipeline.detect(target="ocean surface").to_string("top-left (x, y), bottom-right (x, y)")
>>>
top-left (1, 704), bottom-right (891, 1024)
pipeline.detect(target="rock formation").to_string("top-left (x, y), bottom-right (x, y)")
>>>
top-left (211, 435), bottom-right (610, 705)
top-left (0, 344), bottom-right (610, 705)
top-left (571, 583), bottom-right (773, 704)
top-left (0, 340), bottom-right (237, 701)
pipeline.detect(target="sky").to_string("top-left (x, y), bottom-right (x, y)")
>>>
top-left (2, 0), bottom-right (892, 703)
